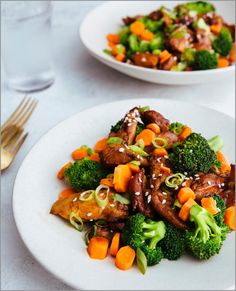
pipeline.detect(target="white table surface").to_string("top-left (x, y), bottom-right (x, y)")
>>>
top-left (1, 2), bottom-right (235, 290)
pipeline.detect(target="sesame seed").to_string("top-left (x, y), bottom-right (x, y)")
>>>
top-left (162, 199), bottom-right (167, 205)
top-left (147, 195), bottom-right (152, 204)
top-left (164, 155), bottom-right (169, 159)
top-left (190, 176), bottom-right (193, 180)
top-left (221, 183), bottom-right (225, 187)
top-left (137, 154), bottom-right (141, 159)
top-left (135, 192), bottom-right (140, 196)
top-left (90, 219), bottom-right (94, 222)
top-left (138, 178), bottom-right (142, 183)
top-left (175, 186), bottom-right (179, 190)
top-left (152, 174), bottom-right (156, 178)
top-left (157, 158), bottom-right (162, 162)
top-left (185, 177), bottom-right (190, 180)
top-left (110, 230), bottom-right (114, 233)
top-left (218, 184), bottom-right (222, 188)
top-left (110, 204), bottom-right (115, 207)
top-left (162, 192), bottom-right (167, 196)
top-left (118, 147), bottom-right (125, 153)
top-left (145, 191), bottom-right (149, 196)
top-left (72, 197), bottom-right (77, 202)
top-left (207, 181), bottom-right (212, 185)
top-left (128, 119), bottom-right (132, 122)
top-left (150, 184), bottom-right (154, 189)
top-left (194, 174), bottom-right (199, 177)
top-left (127, 123), bottom-right (132, 127)
top-left (141, 57), bottom-right (147, 62)
top-left (87, 212), bottom-right (92, 217)
top-left (182, 181), bottom-right (186, 187)
top-left (184, 172), bottom-right (188, 175)
top-left (158, 173), bottom-right (163, 177)
top-left (195, 177), bottom-right (200, 180)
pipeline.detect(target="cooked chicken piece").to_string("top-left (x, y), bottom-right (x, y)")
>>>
top-left (149, 156), bottom-right (188, 229)
top-left (191, 173), bottom-right (227, 201)
top-left (194, 28), bottom-right (212, 51)
top-left (220, 164), bottom-right (235, 207)
top-left (96, 225), bottom-right (114, 240)
top-left (161, 56), bottom-right (177, 70)
top-left (122, 15), bottom-right (143, 25)
top-left (132, 53), bottom-right (158, 68)
top-left (156, 131), bottom-right (178, 149)
top-left (141, 110), bottom-right (170, 132)
top-left (176, 15), bottom-right (195, 26)
top-left (109, 107), bottom-right (140, 145)
top-left (50, 190), bottom-right (129, 222)
top-left (149, 9), bottom-right (163, 21)
top-left (129, 170), bottom-right (156, 218)
top-left (108, 222), bottom-right (126, 232)
top-left (169, 28), bottom-right (193, 53)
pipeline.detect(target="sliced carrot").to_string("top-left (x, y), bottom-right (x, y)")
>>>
top-left (87, 236), bottom-right (109, 260)
top-left (135, 129), bottom-right (155, 146)
top-left (107, 34), bottom-right (120, 44)
top-left (178, 198), bottom-right (197, 221)
top-left (94, 137), bottom-right (108, 153)
top-left (218, 57), bottom-right (229, 68)
top-left (100, 178), bottom-right (114, 188)
top-left (58, 188), bottom-right (75, 200)
top-left (90, 153), bottom-right (100, 162)
top-left (72, 148), bottom-right (88, 160)
top-left (153, 148), bottom-right (168, 157)
top-left (159, 50), bottom-right (172, 64)
top-left (179, 126), bottom-right (192, 141)
top-left (115, 246), bottom-right (136, 270)
top-left (224, 206), bottom-right (235, 230)
top-left (217, 151), bottom-right (231, 173)
top-left (127, 163), bottom-right (140, 173)
top-left (201, 197), bottom-right (218, 215)
top-left (57, 162), bottom-right (72, 180)
top-left (146, 123), bottom-right (161, 134)
top-left (141, 30), bottom-right (154, 41)
top-left (116, 53), bottom-right (125, 62)
top-left (113, 165), bottom-right (132, 193)
top-left (177, 187), bottom-right (196, 204)
top-left (130, 21), bottom-right (145, 36)
top-left (110, 232), bottom-right (121, 257)
top-left (229, 43), bottom-right (235, 63)
top-left (210, 24), bottom-right (222, 34)
top-left (160, 165), bottom-right (171, 174)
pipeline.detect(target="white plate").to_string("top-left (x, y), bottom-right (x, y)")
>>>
top-left (80, 1), bottom-right (235, 85)
top-left (13, 99), bottom-right (235, 290)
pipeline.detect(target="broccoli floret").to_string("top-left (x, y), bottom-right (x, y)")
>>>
top-left (111, 119), bottom-right (123, 132)
top-left (169, 122), bottom-right (184, 135)
top-left (158, 222), bottom-right (186, 260)
top-left (185, 204), bottom-right (224, 259)
top-left (64, 159), bottom-right (107, 191)
top-left (169, 133), bottom-right (217, 175)
top-left (193, 50), bottom-right (217, 70)
top-left (121, 213), bottom-right (166, 266)
top-left (175, 1), bottom-right (215, 17)
top-left (213, 28), bottom-right (233, 57)
top-left (181, 48), bottom-right (196, 66)
top-left (136, 122), bottom-right (145, 135)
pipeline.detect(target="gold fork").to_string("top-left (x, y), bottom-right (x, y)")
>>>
top-left (1, 96), bottom-right (38, 133)
top-left (1, 125), bottom-right (28, 170)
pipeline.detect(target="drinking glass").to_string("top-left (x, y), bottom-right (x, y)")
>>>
top-left (1, 1), bottom-right (55, 92)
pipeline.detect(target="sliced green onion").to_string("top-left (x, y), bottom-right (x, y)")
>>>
top-left (115, 44), bottom-right (126, 54)
top-left (69, 212), bottom-right (83, 232)
top-left (81, 145), bottom-right (94, 156)
top-left (129, 145), bottom-right (149, 157)
top-left (152, 137), bottom-right (168, 149)
top-left (136, 248), bottom-right (147, 275)
top-left (139, 106), bottom-right (150, 113)
top-left (79, 190), bottom-right (95, 202)
top-left (130, 160), bottom-right (141, 166)
top-left (95, 220), bottom-right (108, 228)
top-left (135, 139), bottom-right (145, 149)
top-left (165, 173), bottom-right (185, 188)
top-left (95, 185), bottom-right (109, 208)
top-left (107, 137), bottom-right (123, 145)
top-left (173, 199), bottom-right (182, 209)
top-left (208, 135), bottom-right (224, 153)
top-left (84, 225), bottom-right (97, 245)
top-left (113, 193), bottom-right (131, 205)
top-left (103, 49), bottom-right (112, 56)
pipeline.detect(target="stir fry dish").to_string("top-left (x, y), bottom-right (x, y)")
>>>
top-left (104, 1), bottom-right (235, 71)
top-left (51, 106), bottom-right (235, 274)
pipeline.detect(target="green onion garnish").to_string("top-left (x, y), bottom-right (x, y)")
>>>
top-left (165, 173), bottom-right (185, 189)
top-left (130, 160), bottom-right (141, 166)
top-left (152, 137), bottom-right (168, 149)
top-left (173, 199), bottom-right (182, 209)
top-left (136, 248), bottom-right (147, 275)
top-left (81, 145), bottom-right (94, 156)
top-left (95, 220), bottom-right (108, 228)
top-left (135, 138), bottom-right (145, 149)
top-left (79, 190), bottom-right (95, 202)
top-left (95, 185), bottom-right (109, 208)
top-left (69, 212), bottom-right (83, 232)
top-left (139, 106), bottom-right (150, 113)
top-left (103, 49), bottom-right (112, 56)
top-left (84, 225), bottom-right (97, 245)
top-left (129, 145), bottom-right (149, 157)
top-left (113, 193), bottom-right (131, 205)
top-left (107, 137), bottom-right (123, 145)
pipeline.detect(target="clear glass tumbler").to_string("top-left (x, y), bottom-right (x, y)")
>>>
top-left (1, 1), bottom-right (55, 92)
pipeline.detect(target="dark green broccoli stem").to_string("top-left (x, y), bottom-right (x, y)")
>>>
top-left (208, 135), bottom-right (224, 152)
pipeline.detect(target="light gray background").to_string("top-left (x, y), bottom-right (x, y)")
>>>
top-left (1, 2), bottom-right (235, 290)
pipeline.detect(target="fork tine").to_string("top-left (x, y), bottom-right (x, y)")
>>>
top-left (10, 97), bottom-right (32, 126)
top-left (3, 128), bottom-right (24, 150)
top-left (1, 126), bottom-right (19, 148)
top-left (11, 132), bottom-right (28, 156)
top-left (1, 96), bottom-right (27, 132)
top-left (17, 99), bottom-right (38, 128)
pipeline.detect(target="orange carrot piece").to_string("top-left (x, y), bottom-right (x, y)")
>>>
top-left (90, 153), bottom-right (100, 162)
top-left (57, 162), bottom-right (72, 179)
top-left (71, 148), bottom-right (88, 160)
top-left (217, 151), bottom-right (231, 173)
top-left (130, 21), bottom-right (145, 36)
top-left (153, 148), bottom-right (168, 157)
top-left (107, 34), bottom-right (120, 44)
top-left (210, 24), bottom-right (222, 34)
top-left (218, 57), bottom-right (229, 68)
top-left (127, 163), bottom-right (140, 173)
top-left (116, 53), bottom-right (125, 62)
top-left (178, 198), bottom-right (197, 221)
top-left (224, 206), bottom-right (235, 230)
top-left (179, 126), bottom-right (192, 141)
top-left (146, 123), bottom-right (161, 134)
top-left (177, 187), bottom-right (196, 204)
top-left (159, 50), bottom-right (172, 64)
top-left (94, 137), bottom-right (108, 153)
top-left (201, 197), bottom-right (218, 215)
top-left (115, 246), bottom-right (136, 270)
top-left (113, 165), bottom-right (132, 193)
top-left (58, 188), bottom-right (75, 200)
top-left (100, 178), bottom-right (114, 188)
top-left (229, 43), bottom-right (236, 63)
top-left (87, 236), bottom-right (109, 260)
top-left (141, 30), bottom-right (154, 41)
top-left (135, 129), bottom-right (156, 146)
top-left (110, 232), bottom-right (121, 257)
top-left (160, 165), bottom-right (171, 174)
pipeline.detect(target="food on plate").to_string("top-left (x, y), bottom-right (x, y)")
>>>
top-left (104, 1), bottom-right (235, 71)
top-left (50, 105), bottom-right (235, 274)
